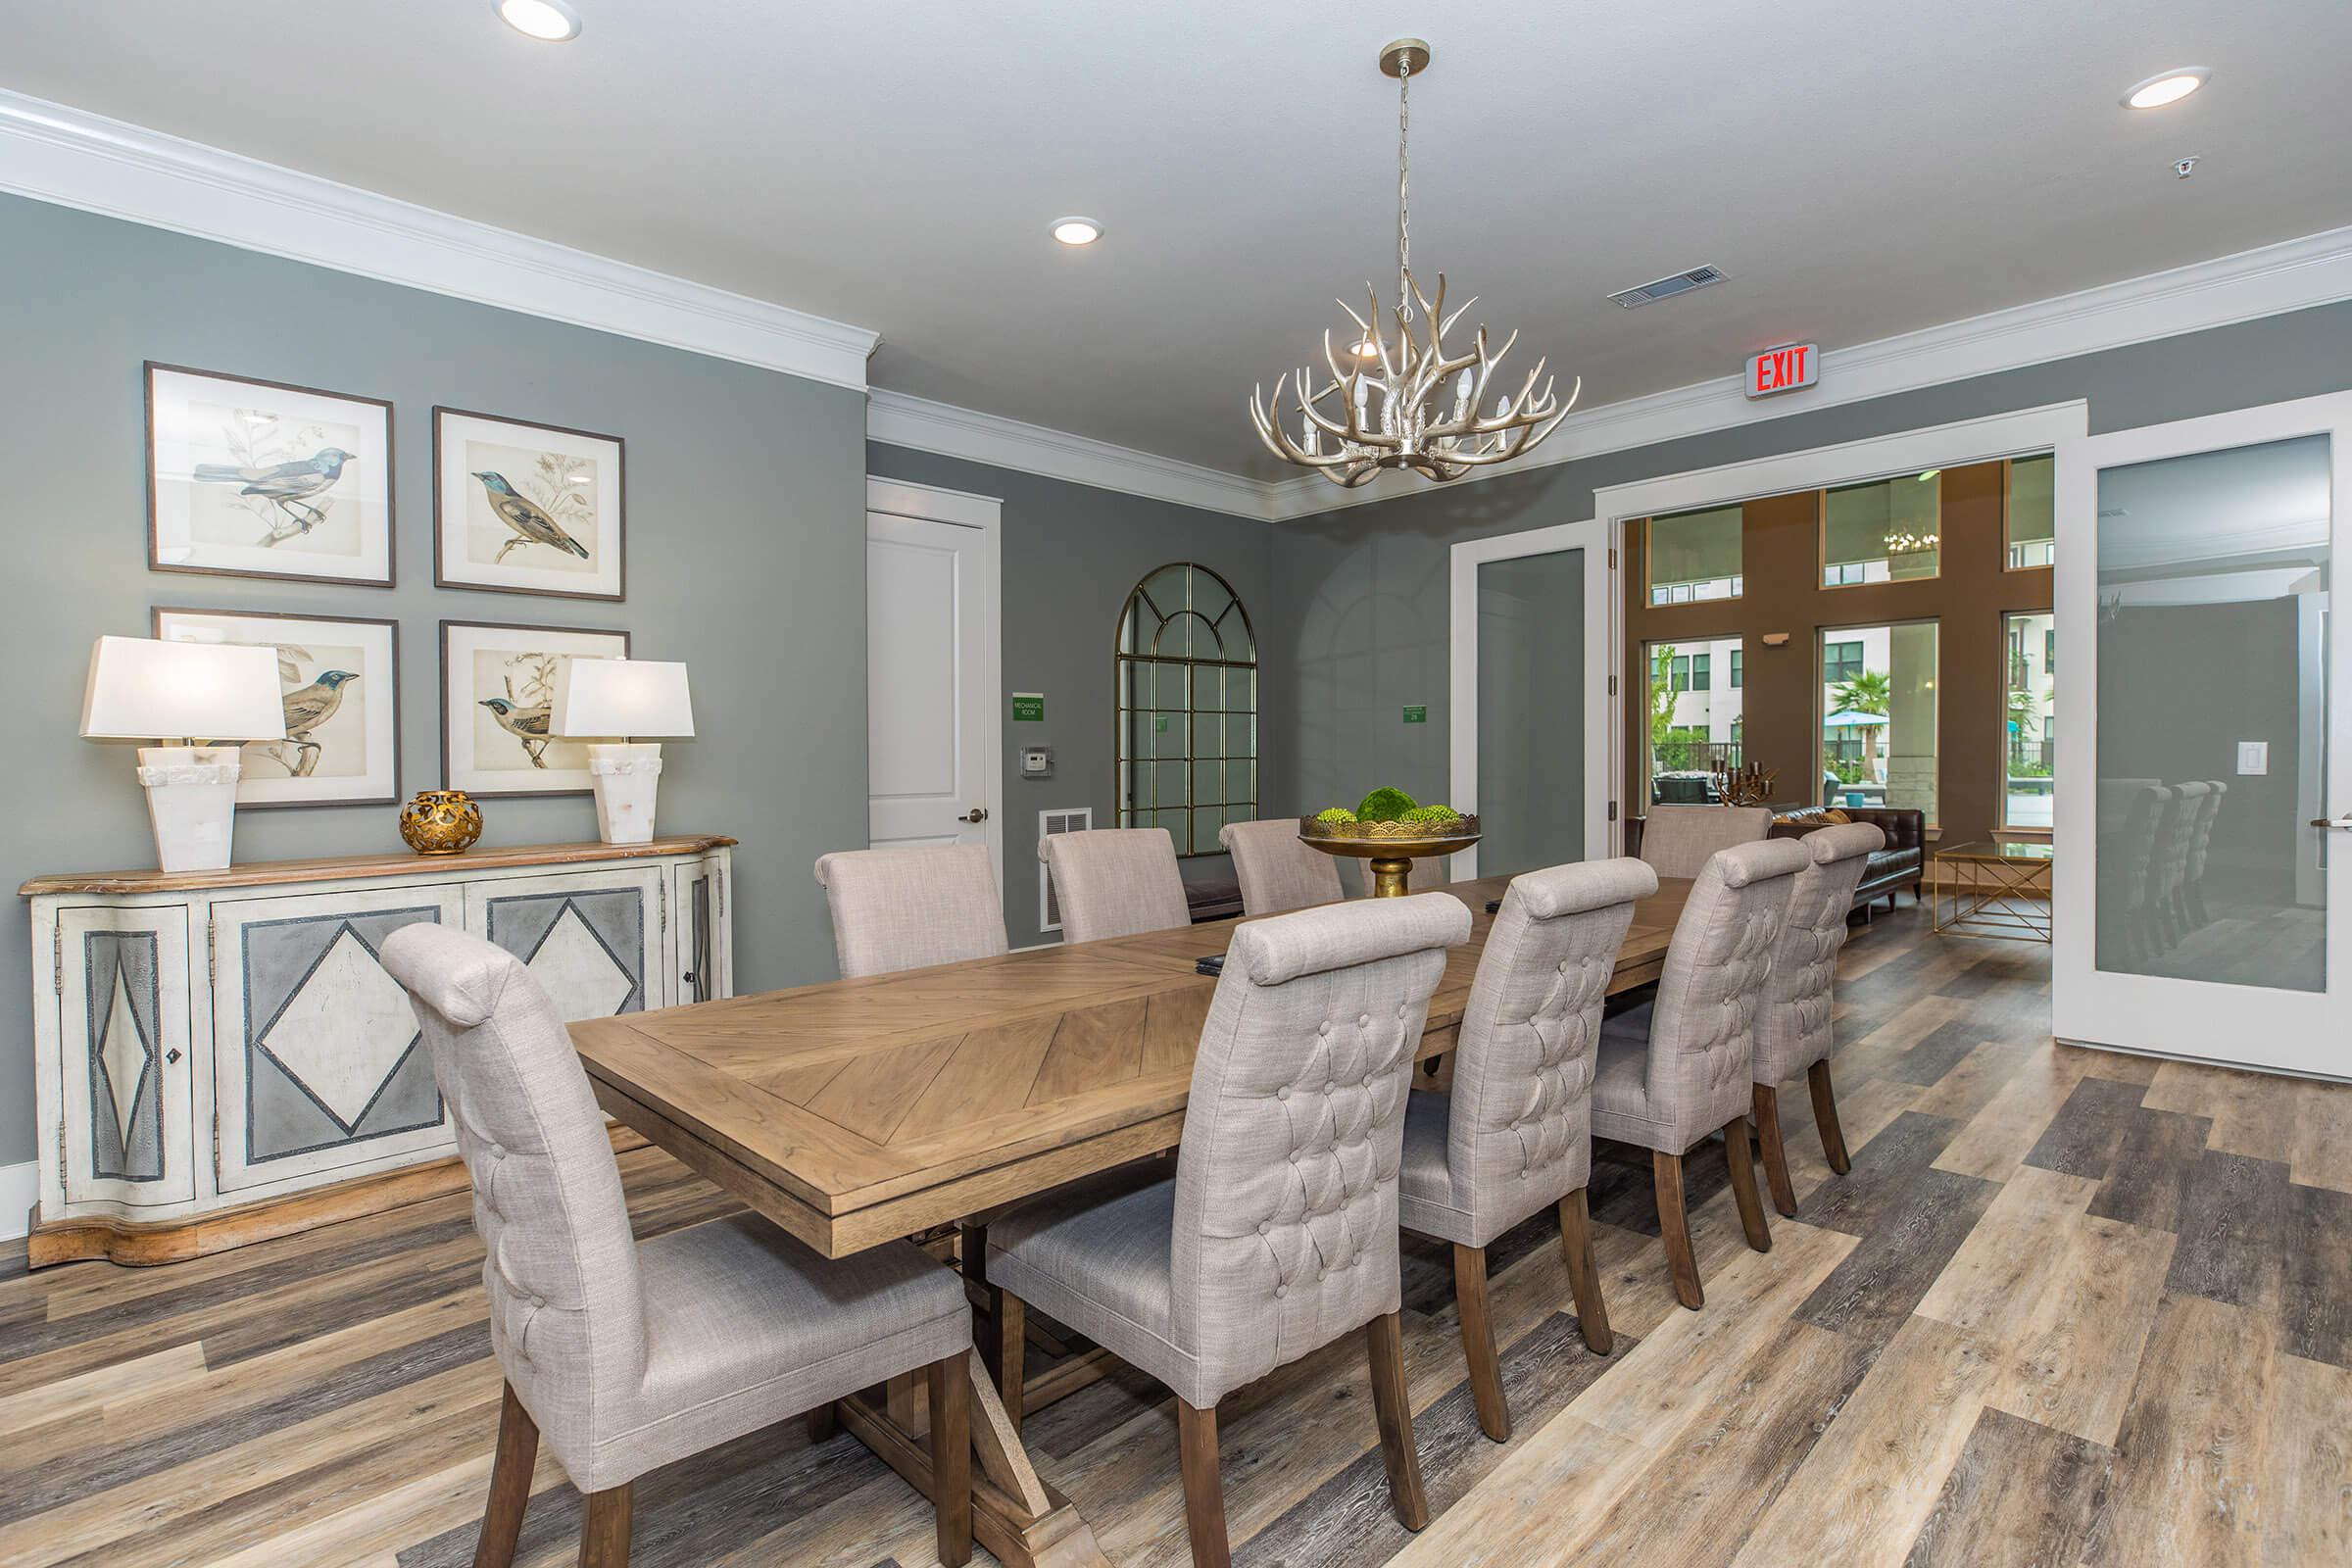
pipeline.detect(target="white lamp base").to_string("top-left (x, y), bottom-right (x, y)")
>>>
top-left (137, 746), bottom-right (243, 874)
top-left (586, 743), bottom-right (663, 845)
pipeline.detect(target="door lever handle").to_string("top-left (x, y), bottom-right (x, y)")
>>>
top-left (2310, 816), bottom-right (2352, 831)
top-left (962, 808), bottom-right (990, 823)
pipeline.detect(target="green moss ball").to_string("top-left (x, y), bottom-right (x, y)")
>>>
top-left (1313, 807), bottom-right (1358, 824)
top-left (1355, 786), bottom-right (1420, 822)
top-left (1400, 804), bottom-right (1462, 824)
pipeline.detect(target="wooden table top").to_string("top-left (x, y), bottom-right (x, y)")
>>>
top-left (571, 875), bottom-right (1690, 1257)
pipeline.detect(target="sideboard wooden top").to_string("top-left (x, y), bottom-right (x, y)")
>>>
top-left (19, 835), bottom-right (738, 897)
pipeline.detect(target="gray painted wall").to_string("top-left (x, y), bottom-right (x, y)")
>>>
top-left (1268, 301), bottom-right (2352, 821)
top-left (0, 193), bottom-right (869, 1168)
top-left (863, 443), bottom-right (1277, 948)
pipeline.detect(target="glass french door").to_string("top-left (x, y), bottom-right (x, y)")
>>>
top-left (1448, 518), bottom-right (1615, 880)
top-left (2053, 391), bottom-right (2352, 1074)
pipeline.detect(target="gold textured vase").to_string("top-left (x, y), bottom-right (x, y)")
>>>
top-left (400, 789), bottom-right (483, 856)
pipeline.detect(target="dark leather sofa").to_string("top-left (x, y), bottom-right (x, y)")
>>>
top-left (1624, 805), bottom-right (1926, 918)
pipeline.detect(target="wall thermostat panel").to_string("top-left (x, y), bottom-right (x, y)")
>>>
top-left (1020, 746), bottom-right (1054, 779)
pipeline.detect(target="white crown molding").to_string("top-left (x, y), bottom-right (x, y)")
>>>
top-left (866, 389), bottom-right (1272, 519)
top-left (0, 89), bottom-right (879, 391)
top-left (5, 82), bottom-right (2344, 519)
top-left (1263, 222), bottom-right (2352, 521)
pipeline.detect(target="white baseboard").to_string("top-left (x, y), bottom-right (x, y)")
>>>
top-left (0, 1162), bottom-right (35, 1242)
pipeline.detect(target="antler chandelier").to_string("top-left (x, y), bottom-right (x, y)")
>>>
top-left (1249, 37), bottom-right (1577, 487)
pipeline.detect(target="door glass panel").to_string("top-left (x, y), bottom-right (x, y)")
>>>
top-left (1642, 636), bottom-right (1743, 804)
top-left (1477, 548), bottom-right (1584, 875)
top-left (2095, 434), bottom-right (2330, 991)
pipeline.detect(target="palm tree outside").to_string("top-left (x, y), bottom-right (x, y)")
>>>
top-left (1832, 668), bottom-right (1893, 780)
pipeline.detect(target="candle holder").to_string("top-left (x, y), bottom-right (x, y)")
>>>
top-left (1711, 760), bottom-right (1780, 808)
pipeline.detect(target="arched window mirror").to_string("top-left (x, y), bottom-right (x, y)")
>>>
top-left (1116, 563), bottom-right (1257, 857)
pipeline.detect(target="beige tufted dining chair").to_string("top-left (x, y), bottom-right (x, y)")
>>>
top-left (1594, 837), bottom-right (1808, 1309)
top-left (985, 893), bottom-right (1471, 1567)
top-left (1749, 822), bottom-right (1881, 1217)
top-left (1218, 817), bottom-right (1345, 915)
top-left (1397, 858), bottom-right (1657, 1442)
top-left (1039, 825), bottom-right (1192, 942)
top-left (381, 924), bottom-right (975, 1568)
top-left (1636, 803), bottom-right (1773, 879)
top-left (813, 842), bottom-right (1008, 978)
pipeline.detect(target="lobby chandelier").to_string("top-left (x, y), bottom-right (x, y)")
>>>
top-left (1249, 37), bottom-right (1576, 487)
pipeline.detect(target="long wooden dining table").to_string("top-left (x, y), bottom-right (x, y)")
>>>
top-left (568, 872), bottom-right (1690, 1568)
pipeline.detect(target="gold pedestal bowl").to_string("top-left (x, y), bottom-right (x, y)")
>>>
top-left (1297, 814), bottom-right (1483, 898)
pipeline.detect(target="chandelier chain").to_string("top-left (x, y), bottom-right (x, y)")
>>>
top-left (1396, 59), bottom-right (1411, 320)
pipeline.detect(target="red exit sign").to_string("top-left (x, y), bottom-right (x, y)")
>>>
top-left (1745, 342), bottom-right (1819, 399)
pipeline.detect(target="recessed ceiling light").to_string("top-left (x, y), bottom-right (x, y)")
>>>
top-left (1351, 338), bottom-right (1381, 360)
top-left (496, 0), bottom-right (581, 42)
top-left (1051, 217), bottom-right (1102, 246)
top-left (2122, 68), bottom-right (2207, 109)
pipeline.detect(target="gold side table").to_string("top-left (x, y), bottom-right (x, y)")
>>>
top-left (1931, 839), bottom-right (2054, 942)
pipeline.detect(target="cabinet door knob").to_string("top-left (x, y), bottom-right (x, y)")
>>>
top-left (166, 1048), bottom-right (182, 1065)
top-left (682, 971), bottom-right (698, 985)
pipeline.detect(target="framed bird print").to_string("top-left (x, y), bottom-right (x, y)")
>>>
top-left (153, 608), bottom-right (401, 808)
top-left (433, 407), bottom-right (625, 601)
top-left (441, 619), bottom-right (630, 797)
top-left (146, 364), bottom-right (395, 586)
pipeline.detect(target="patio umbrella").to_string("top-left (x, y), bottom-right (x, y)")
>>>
top-left (1822, 709), bottom-right (1889, 727)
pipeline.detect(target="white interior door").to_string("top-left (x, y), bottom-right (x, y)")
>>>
top-left (1448, 517), bottom-right (1616, 879)
top-left (865, 481), bottom-right (1001, 882)
top-left (2053, 390), bottom-right (2352, 1076)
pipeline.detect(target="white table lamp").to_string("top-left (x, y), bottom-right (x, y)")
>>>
top-left (80, 636), bottom-right (284, 873)
top-left (550, 659), bottom-right (694, 845)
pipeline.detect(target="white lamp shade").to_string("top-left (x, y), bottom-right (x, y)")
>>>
top-left (550, 658), bottom-right (695, 740)
top-left (80, 636), bottom-right (284, 742)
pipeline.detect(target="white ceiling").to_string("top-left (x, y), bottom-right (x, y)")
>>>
top-left (3, 1), bottom-right (2347, 477)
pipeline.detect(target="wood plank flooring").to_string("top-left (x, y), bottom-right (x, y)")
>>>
top-left (3, 902), bottom-right (2347, 1567)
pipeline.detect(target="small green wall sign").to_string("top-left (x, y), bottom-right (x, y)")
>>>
top-left (1010, 692), bottom-right (1046, 722)
top-left (1402, 705), bottom-right (1428, 724)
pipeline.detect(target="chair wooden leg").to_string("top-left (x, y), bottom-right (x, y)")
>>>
top-left (1556, 1188), bottom-right (1612, 1355)
top-left (1176, 1398), bottom-right (1231, 1568)
top-left (1808, 1059), bottom-right (1852, 1175)
top-left (578, 1483), bottom-right (632, 1568)
top-left (1723, 1115), bottom-right (1772, 1253)
top-left (928, 1352), bottom-right (973, 1567)
top-left (1653, 1150), bottom-right (1703, 1310)
top-left (1365, 1311), bottom-right (1430, 1530)
top-left (475, 1382), bottom-right (538, 1568)
top-left (987, 1287), bottom-right (1027, 1436)
top-left (1450, 1244), bottom-right (1511, 1442)
top-left (805, 1401), bottom-right (837, 1445)
top-left (1752, 1083), bottom-right (1798, 1218)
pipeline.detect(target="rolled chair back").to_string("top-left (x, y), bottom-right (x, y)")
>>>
top-left (1039, 826), bottom-right (1191, 943)
top-left (2106, 785), bottom-right (2169, 907)
top-left (1170, 892), bottom-right (1470, 1405)
top-left (2152, 783), bottom-right (2206, 901)
top-left (814, 843), bottom-right (1008, 978)
top-left (1638, 804), bottom-right (1773, 880)
top-left (379, 922), bottom-right (645, 1484)
top-left (1755, 822), bottom-right (1883, 1084)
top-left (1446, 858), bottom-right (1656, 1243)
top-left (1219, 818), bottom-right (1345, 915)
top-left (1643, 838), bottom-right (1810, 1139)
top-left (2184, 781), bottom-right (2228, 883)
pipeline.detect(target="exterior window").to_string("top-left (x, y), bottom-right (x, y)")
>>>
top-left (1823, 472), bottom-right (1941, 586)
top-left (2004, 611), bottom-right (2056, 829)
top-left (1729, 649), bottom-right (1743, 689)
top-left (1116, 563), bottom-right (1256, 857)
top-left (1820, 621), bottom-right (1940, 823)
top-left (2007, 454), bottom-right (2055, 569)
top-left (1643, 636), bottom-right (1744, 804)
top-left (1645, 506), bottom-right (1742, 605)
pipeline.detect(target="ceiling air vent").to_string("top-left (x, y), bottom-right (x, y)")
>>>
top-left (1608, 265), bottom-right (1727, 308)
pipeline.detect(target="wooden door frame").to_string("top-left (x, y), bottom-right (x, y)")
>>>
top-left (864, 476), bottom-right (1005, 893)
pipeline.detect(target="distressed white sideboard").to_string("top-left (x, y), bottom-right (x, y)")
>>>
top-left (21, 835), bottom-right (734, 1266)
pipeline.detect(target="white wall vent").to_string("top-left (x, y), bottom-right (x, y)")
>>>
top-left (1038, 808), bottom-right (1093, 933)
top-left (1607, 265), bottom-right (1727, 308)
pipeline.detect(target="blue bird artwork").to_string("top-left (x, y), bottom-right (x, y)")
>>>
top-left (256, 668), bottom-right (361, 777)
top-left (471, 471), bottom-right (591, 564)
top-left (191, 447), bottom-right (358, 546)
top-left (478, 696), bottom-right (556, 767)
